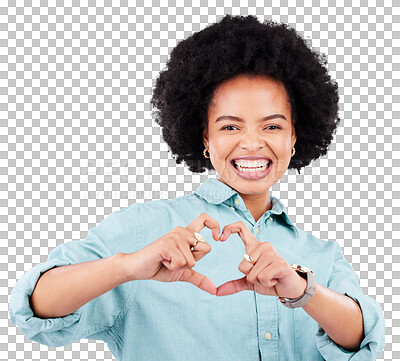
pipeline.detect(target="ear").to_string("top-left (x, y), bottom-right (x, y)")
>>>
top-left (291, 123), bottom-right (297, 147)
top-left (202, 127), bottom-right (209, 147)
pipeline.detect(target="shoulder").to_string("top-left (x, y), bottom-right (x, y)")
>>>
top-left (296, 227), bottom-right (338, 254)
top-left (291, 227), bottom-right (344, 285)
top-left (124, 193), bottom-right (216, 236)
top-left (126, 192), bottom-right (206, 218)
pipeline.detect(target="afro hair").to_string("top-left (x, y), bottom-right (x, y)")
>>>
top-left (150, 14), bottom-right (340, 173)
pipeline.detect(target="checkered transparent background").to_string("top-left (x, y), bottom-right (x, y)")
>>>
top-left (2, 1), bottom-right (398, 360)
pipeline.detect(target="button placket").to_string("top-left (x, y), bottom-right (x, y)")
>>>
top-left (255, 293), bottom-right (278, 358)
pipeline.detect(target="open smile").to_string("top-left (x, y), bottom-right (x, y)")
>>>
top-left (231, 159), bottom-right (273, 180)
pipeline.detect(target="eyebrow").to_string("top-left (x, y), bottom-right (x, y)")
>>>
top-left (214, 114), bottom-right (287, 123)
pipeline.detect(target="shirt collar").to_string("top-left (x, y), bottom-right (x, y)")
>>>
top-left (194, 178), bottom-right (299, 237)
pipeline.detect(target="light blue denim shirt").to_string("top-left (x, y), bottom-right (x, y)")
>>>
top-left (9, 178), bottom-right (385, 361)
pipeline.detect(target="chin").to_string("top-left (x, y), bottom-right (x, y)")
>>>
top-left (236, 184), bottom-right (271, 195)
top-left (223, 178), bottom-right (273, 194)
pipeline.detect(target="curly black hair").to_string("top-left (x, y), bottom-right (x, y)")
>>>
top-left (150, 14), bottom-right (340, 174)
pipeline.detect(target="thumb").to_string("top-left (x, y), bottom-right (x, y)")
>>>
top-left (216, 276), bottom-right (253, 296)
top-left (179, 268), bottom-right (217, 295)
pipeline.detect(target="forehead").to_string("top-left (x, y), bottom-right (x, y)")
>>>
top-left (209, 74), bottom-right (291, 113)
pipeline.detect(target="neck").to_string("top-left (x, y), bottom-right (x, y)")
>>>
top-left (215, 178), bottom-right (272, 222)
top-left (237, 191), bottom-right (271, 223)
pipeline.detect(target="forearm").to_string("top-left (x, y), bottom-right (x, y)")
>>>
top-left (302, 282), bottom-right (364, 351)
top-left (29, 253), bottom-right (128, 319)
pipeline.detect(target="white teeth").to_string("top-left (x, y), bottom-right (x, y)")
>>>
top-left (234, 159), bottom-right (269, 168)
top-left (234, 160), bottom-right (270, 172)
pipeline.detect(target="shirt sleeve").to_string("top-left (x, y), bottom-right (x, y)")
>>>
top-left (315, 241), bottom-right (386, 360)
top-left (9, 204), bottom-right (142, 348)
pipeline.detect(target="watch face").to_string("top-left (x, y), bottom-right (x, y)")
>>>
top-left (293, 264), bottom-right (310, 273)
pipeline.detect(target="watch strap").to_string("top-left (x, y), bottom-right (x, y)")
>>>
top-left (278, 264), bottom-right (316, 309)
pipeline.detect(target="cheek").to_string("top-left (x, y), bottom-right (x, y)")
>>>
top-left (270, 136), bottom-right (291, 154)
top-left (209, 136), bottom-right (230, 158)
top-left (269, 136), bottom-right (292, 171)
top-left (208, 137), bottom-right (233, 175)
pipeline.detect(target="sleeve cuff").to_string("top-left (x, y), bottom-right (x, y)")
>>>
top-left (9, 258), bottom-right (81, 344)
top-left (315, 292), bottom-right (385, 360)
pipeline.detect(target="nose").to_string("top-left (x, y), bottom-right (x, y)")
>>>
top-left (239, 130), bottom-right (265, 151)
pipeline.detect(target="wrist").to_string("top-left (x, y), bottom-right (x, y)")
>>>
top-left (288, 274), bottom-right (308, 300)
top-left (279, 264), bottom-right (316, 309)
top-left (113, 252), bottom-right (136, 283)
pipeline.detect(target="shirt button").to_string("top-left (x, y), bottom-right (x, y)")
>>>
top-left (255, 228), bottom-right (259, 234)
top-left (264, 331), bottom-right (272, 340)
top-left (230, 206), bottom-right (235, 211)
top-left (235, 198), bottom-right (240, 206)
top-left (268, 216), bottom-right (273, 222)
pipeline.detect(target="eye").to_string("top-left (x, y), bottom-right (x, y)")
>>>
top-left (221, 125), bottom-right (281, 131)
top-left (221, 125), bottom-right (238, 131)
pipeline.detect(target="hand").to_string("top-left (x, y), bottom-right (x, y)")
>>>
top-left (122, 213), bottom-right (221, 295)
top-left (216, 221), bottom-right (307, 298)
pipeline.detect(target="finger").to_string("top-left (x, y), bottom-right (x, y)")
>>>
top-left (178, 228), bottom-right (212, 262)
top-left (216, 276), bottom-right (253, 297)
top-left (237, 249), bottom-right (260, 275)
top-left (219, 221), bottom-right (258, 250)
top-left (258, 261), bottom-right (288, 286)
top-left (190, 240), bottom-right (212, 262)
top-left (176, 238), bottom-right (197, 267)
top-left (186, 213), bottom-right (221, 241)
top-left (238, 257), bottom-right (256, 275)
top-left (245, 254), bottom-right (273, 284)
top-left (258, 268), bottom-right (279, 296)
top-left (161, 246), bottom-right (188, 271)
top-left (258, 267), bottom-right (280, 289)
top-left (179, 268), bottom-right (217, 295)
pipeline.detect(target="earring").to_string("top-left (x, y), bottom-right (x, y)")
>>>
top-left (203, 147), bottom-right (210, 158)
top-left (291, 146), bottom-right (296, 157)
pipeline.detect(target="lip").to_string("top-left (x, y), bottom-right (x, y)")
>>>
top-left (231, 158), bottom-right (272, 180)
top-left (231, 155), bottom-right (272, 162)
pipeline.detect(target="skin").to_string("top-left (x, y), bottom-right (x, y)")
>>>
top-left (203, 73), bottom-right (296, 223)
top-left (201, 73), bottom-right (364, 351)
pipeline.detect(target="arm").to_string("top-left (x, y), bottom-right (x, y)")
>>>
top-left (299, 278), bottom-right (364, 351)
top-left (9, 206), bottom-right (142, 347)
top-left (312, 241), bottom-right (386, 358)
top-left (215, 221), bottom-right (385, 359)
top-left (30, 252), bottom-right (129, 318)
top-left (30, 212), bottom-right (221, 319)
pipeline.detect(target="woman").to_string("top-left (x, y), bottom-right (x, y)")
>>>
top-left (9, 15), bottom-right (385, 360)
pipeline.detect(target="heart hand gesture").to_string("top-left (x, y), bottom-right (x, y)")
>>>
top-left (216, 221), bottom-right (307, 299)
top-left (122, 213), bottom-right (221, 295)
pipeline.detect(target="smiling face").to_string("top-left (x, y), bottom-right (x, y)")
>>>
top-left (203, 73), bottom-right (297, 199)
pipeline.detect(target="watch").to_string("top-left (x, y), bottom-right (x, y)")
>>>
top-left (278, 264), bottom-right (316, 309)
